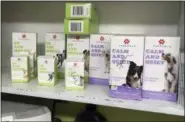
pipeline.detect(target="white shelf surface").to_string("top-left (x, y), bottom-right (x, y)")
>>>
top-left (2, 72), bottom-right (184, 116)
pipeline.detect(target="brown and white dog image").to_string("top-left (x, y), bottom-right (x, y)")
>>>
top-left (83, 50), bottom-right (90, 73)
top-left (161, 53), bottom-right (178, 93)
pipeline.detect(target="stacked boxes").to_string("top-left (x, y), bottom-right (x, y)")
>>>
top-left (64, 3), bottom-right (99, 35)
top-left (45, 33), bottom-right (66, 79)
top-left (12, 32), bottom-right (37, 82)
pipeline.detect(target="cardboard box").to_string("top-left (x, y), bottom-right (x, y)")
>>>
top-left (65, 59), bottom-right (84, 91)
top-left (11, 56), bottom-right (29, 83)
top-left (12, 32), bottom-right (37, 78)
top-left (67, 35), bottom-right (90, 82)
top-left (45, 33), bottom-right (66, 79)
top-left (89, 34), bottom-right (112, 85)
top-left (142, 36), bottom-right (180, 102)
top-left (37, 56), bottom-right (57, 86)
top-left (65, 3), bottom-right (97, 19)
top-left (109, 36), bottom-right (145, 100)
top-left (64, 19), bottom-right (99, 35)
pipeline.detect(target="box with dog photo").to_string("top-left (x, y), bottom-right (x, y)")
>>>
top-left (11, 56), bottom-right (29, 83)
top-left (37, 56), bottom-right (57, 86)
top-left (109, 36), bottom-right (144, 100)
top-left (67, 35), bottom-right (90, 83)
top-left (12, 32), bottom-right (37, 79)
top-left (89, 34), bottom-right (111, 85)
top-left (65, 59), bottom-right (84, 91)
top-left (142, 37), bottom-right (180, 102)
top-left (45, 33), bottom-right (66, 79)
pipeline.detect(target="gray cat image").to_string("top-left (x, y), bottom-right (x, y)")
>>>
top-left (48, 72), bottom-right (54, 81)
top-left (71, 71), bottom-right (84, 86)
top-left (104, 51), bottom-right (110, 73)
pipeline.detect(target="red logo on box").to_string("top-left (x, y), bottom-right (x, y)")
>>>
top-left (76, 36), bottom-right (80, 40)
top-left (74, 63), bottom-right (77, 66)
top-left (100, 36), bottom-right (104, 41)
top-left (22, 34), bottom-right (26, 38)
top-left (45, 60), bottom-right (48, 64)
top-left (159, 39), bottom-right (165, 45)
top-left (53, 35), bottom-right (57, 39)
top-left (124, 39), bottom-right (130, 44)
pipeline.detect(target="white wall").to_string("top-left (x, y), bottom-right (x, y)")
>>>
top-left (1, 1), bottom-right (181, 70)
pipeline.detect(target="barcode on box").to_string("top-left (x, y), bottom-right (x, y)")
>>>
top-left (69, 21), bottom-right (83, 32)
top-left (71, 5), bottom-right (89, 17)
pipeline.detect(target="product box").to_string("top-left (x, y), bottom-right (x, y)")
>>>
top-left (37, 56), bottom-right (57, 86)
top-left (142, 37), bottom-right (180, 102)
top-left (65, 59), bottom-right (84, 91)
top-left (45, 33), bottom-right (66, 79)
top-left (67, 35), bottom-right (90, 82)
top-left (65, 3), bottom-right (97, 19)
top-left (64, 19), bottom-right (99, 35)
top-left (89, 34), bottom-right (111, 85)
top-left (12, 32), bottom-right (37, 78)
top-left (109, 36), bottom-right (144, 100)
top-left (11, 56), bottom-right (29, 83)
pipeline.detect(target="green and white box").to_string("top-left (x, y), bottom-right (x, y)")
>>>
top-left (65, 59), bottom-right (84, 91)
top-left (37, 56), bottom-right (57, 86)
top-left (65, 3), bottom-right (97, 19)
top-left (12, 32), bottom-right (37, 78)
top-left (45, 33), bottom-right (66, 79)
top-left (64, 19), bottom-right (99, 35)
top-left (11, 56), bottom-right (29, 83)
top-left (67, 35), bottom-right (89, 82)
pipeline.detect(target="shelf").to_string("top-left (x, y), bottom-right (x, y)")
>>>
top-left (2, 72), bottom-right (184, 116)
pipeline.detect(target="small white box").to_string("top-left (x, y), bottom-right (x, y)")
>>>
top-left (45, 33), bottom-right (66, 79)
top-left (65, 59), bottom-right (84, 91)
top-left (109, 35), bottom-right (144, 100)
top-left (37, 56), bottom-right (57, 86)
top-left (11, 56), bottom-right (29, 83)
top-left (89, 34), bottom-right (111, 85)
top-left (12, 32), bottom-right (37, 78)
top-left (67, 35), bottom-right (89, 83)
top-left (143, 36), bottom-right (180, 102)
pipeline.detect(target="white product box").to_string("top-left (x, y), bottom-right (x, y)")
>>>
top-left (89, 34), bottom-right (111, 85)
top-left (11, 56), bottom-right (29, 83)
top-left (12, 32), bottom-right (37, 78)
top-left (45, 33), bottom-right (66, 79)
top-left (65, 59), bottom-right (84, 91)
top-left (67, 35), bottom-right (89, 82)
top-left (37, 56), bottom-right (57, 86)
top-left (143, 36), bottom-right (180, 102)
top-left (109, 36), bottom-right (144, 100)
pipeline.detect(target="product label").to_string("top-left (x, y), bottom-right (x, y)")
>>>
top-left (65, 61), bottom-right (84, 89)
top-left (69, 20), bottom-right (84, 33)
top-left (89, 35), bottom-right (111, 85)
top-left (38, 57), bottom-right (56, 84)
top-left (71, 4), bottom-right (90, 17)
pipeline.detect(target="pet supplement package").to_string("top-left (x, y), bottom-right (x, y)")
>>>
top-left (45, 33), bottom-right (66, 79)
top-left (11, 56), bottom-right (29, 83)
top-left (89, 34), bottom-right (111, 85)
top-left (37, 56), bottom-right (57, 86)
top-left (109, 36), bottom-right (144, 100)
top-left (142, 37), bottom-right (180, 102)
top-left (64, 19), bottom-right (99, 35)
top-left (12, 32), bottom-right (37, 78)
top-left (65, 3), bottom-right (97, 19)
top-left (67, 35), bottom-right (90, 82)
top-left (65, 59), bottom-right (84, 91)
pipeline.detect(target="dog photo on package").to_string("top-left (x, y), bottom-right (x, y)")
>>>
top-left (109, 36), bottom-right (144, 100)
top-left (142, 37), bottom-right (180, 102)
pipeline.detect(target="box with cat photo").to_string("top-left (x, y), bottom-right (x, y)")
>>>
top-left (109, 35), bottom-right (145, 100)
top-left (67, 35), bottom-right (90, 83)
top-left (142, 36), bottom-right (180, 102)
top-left (89, 34), bottom-right (112, 85)
top-left (45, 33), bottom-right (66, 79)
top-left (65, 59), bottom-right (84, 91)
top-left (12, 32), bottom-right (37, 78)
top-left (37, 56), bottom-right (57, 86)
top-left (11, 56), bottom-right (29, 83)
